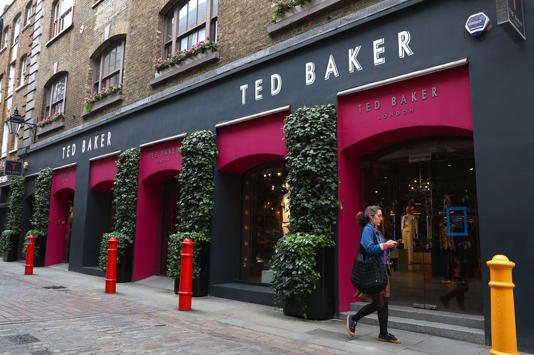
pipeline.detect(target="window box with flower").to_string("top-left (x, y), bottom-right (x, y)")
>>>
top-left (268, 0), bottom-right (345, 34)
top-left (150, 40), bottom-right (219, 87)
top-left (36, 111), bottom-right (65, 136)
top-left (82, 85), bottom-right (122, 117)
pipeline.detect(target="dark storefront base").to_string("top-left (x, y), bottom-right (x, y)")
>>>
top-left (210, 283), bottom-right (275, 306)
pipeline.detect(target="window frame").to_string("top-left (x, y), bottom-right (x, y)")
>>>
top-left (19, 56), bottom-right (27, 86)
top-left (51, 0), bottom-right (74, 39)
top-left (13, 15), bottom-right (22, 45)
top-left (25, 2), bottom-right (33, 27)
top-left (2, 26), bottom-right (9, 49)
top-left (162, 0), bottom-right (218, 58)
top-left (92, 39), bottom-right (125, 94)
top-left (7, 62), bottom-right (16, 97)
top-left (43, 74), bottom-right (68, 118)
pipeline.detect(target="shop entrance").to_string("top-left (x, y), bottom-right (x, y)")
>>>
top-left (361, 138), bottom-right (482, 314)
top-left (158, 178), bottom-right (179, 275)
top-left (241, 161), bottom-right (289, 283)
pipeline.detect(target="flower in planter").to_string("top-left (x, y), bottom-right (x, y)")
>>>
top-left (271, 0), bottom-right (311, 20)
top-left (83, 85), bottom-right (122, 113)
top-left (37, 111), bottom-right (65, 128)
top-left (153, 40), bottom-right (218, 73)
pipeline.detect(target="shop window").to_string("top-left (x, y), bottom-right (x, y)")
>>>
top-left (241, 161), bottom-right (289, 283)
top-left (25, 2), bottom-right (33, 26)
top-left (92, 39), bottom-right (124, 93)
top-left (51, 0), bottom-right (73, 38)
top-left (163, 0), bottom-right (218, 58)
top-left (2, 27), bottom-right (9, 49)
top-left (13, 15), bottom-right (21, 44)
top-left (44, 74), bottom-right (67, 117)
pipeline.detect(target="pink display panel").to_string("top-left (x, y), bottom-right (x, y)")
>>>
top-left (89, 154), bottom-right (118, 192)
top-left (132, 138), bottom-right (183, 281)
top-left (336, 65), bottom-right (474, 312)
top-left (45, 166), bottom-right (76, 266)
top-left (217, 110), bottom-right (288, 174)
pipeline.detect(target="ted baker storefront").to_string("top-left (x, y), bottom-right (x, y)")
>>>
top-left (16, 0), bottom-right (534, 351)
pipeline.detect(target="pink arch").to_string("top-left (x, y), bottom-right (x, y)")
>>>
top-left (90, 155), bottom-right (118, 192)
top-left (337, 65), bottom-right (474, 312)
top-left (46, 166), bottom-right (76, 266)
top-left (133, 138), bottom-right (183, 281)
top-left (217, 110), bottom-right (288, 174)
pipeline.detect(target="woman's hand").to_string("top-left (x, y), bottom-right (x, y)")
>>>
top-left (385, 240), bottom-right (398, 249)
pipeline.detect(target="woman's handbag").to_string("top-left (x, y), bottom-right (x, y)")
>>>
top-left (351, 233), bottom-right (387, 295)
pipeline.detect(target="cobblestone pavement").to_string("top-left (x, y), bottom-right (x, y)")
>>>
top-left (0, 269), bottom-right (334, 354)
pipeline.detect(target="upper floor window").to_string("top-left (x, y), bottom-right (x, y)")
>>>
top-left (92, 39), bottom-right (124, 93)
top-left (0, 76), bottom-right (3, 102)
top-left (52, 0), bottom-right (73, 38)
top-left (163, 0), bottom-right (218, 58)
top-left (2, 27), bottom-right (9, 48)
top-left (8, 63), bottom-right (16, 96)
top-left (44, 74), bottom-right (67, 117)
top-left (25, 2), bottom-right (33, 26)
top-left (13, 15), bottom-right (21, 44)
top-left (19, 56), bottom-right (28, 86)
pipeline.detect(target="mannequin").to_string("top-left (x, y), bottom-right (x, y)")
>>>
top-left (401, 206), bottom-right (417, 264)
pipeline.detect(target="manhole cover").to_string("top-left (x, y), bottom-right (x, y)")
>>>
top-left (43, 285), bottom-right (66, 290)
top-left (7, 334), bottom-right (40, 344)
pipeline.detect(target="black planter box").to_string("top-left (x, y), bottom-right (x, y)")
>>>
top-left (283, 246), bottom-right (335, 320)
top-left (33, 235), bottom-right (48, 267)
top-left (173, 242), bottom-right (210, 296)
top-left (117, 243), bottom-right (134, 283)
top-left (2, 234), bottom-right (19, 262)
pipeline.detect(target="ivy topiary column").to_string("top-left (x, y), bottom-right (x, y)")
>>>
top-left (23, 168), bottom-right (53, 266)
top-left (167, 130), bottom-right (217, 296)
top-left (272, 104), bottom-right (338, 319)
top-left (1, 176), bottom-right (25, 261)
top-left (98, 147), bottom-right (140, 282)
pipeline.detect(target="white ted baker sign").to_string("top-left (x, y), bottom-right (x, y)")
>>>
top-left (239, 30), bottom-right (415, 105)
top-left (60, 131), bottom-right (112, 159)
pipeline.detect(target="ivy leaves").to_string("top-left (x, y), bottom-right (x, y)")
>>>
top-left (31, 168), bottom-right (52, 233)
top-left (168, 130), bottom-right (218, 279)
top-left (98, 148), bottom-right (139, 272)
top-left (177, 130), bottom-right (217, 235)
top-left (283, 104), bottom-right (338, 238)
top-left (271, 105), bottom-right (338, 312)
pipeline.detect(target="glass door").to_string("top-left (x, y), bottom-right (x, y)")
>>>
top-left (361, 138), bottom-right (482, 314)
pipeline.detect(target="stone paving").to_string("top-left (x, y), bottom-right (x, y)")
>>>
top-left (0, 260), bottom-right (502, 355)
top-left (0, 269), bottom-right (332, 354)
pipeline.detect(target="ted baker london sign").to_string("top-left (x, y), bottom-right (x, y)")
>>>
top-left (239, 31), bottom-right (414, 105)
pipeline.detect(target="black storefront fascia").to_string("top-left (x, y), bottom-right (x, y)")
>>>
top-left (17, 0), bottom-right (534, 351)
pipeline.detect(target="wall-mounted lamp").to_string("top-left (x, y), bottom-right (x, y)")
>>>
top-left (6, 107), bottom-right (37, 141)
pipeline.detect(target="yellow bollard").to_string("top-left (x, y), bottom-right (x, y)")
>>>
top-left (486, 255), bottom-right (518, 355)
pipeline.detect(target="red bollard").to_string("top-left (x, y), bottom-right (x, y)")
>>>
top-left (178, 238), bottom-right (195, 311)
top-left (24, 235), bottom-right (37, 275)
top-left (105, 237), bottom-right (118, 294)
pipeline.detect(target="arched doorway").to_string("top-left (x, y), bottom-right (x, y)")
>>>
top-left (337, 64), bottom-right (477, 312)
top-left (46, 166), bottom-right (76, 266)
top-left (133, 137), bottom-right (183, 281)
top-left (360, 137), bottom-right (482, 313)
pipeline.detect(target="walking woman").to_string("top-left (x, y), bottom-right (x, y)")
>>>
top-left (346, 205), bottom-right (401, 343)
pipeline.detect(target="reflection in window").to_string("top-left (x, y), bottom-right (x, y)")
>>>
top-left (92, 40), bottom-right (124, 93)
top-left (44, 74), bottom-right (67, 117)
top-left (163, 0), bottom-right (217, 58)
top-left (241, 162), bottom-right (289, 283)
top-left (52, 0), bottom-right (73, 38)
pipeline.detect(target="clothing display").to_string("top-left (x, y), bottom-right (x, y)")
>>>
top-left (401, 208), bottom-right (417, 264)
